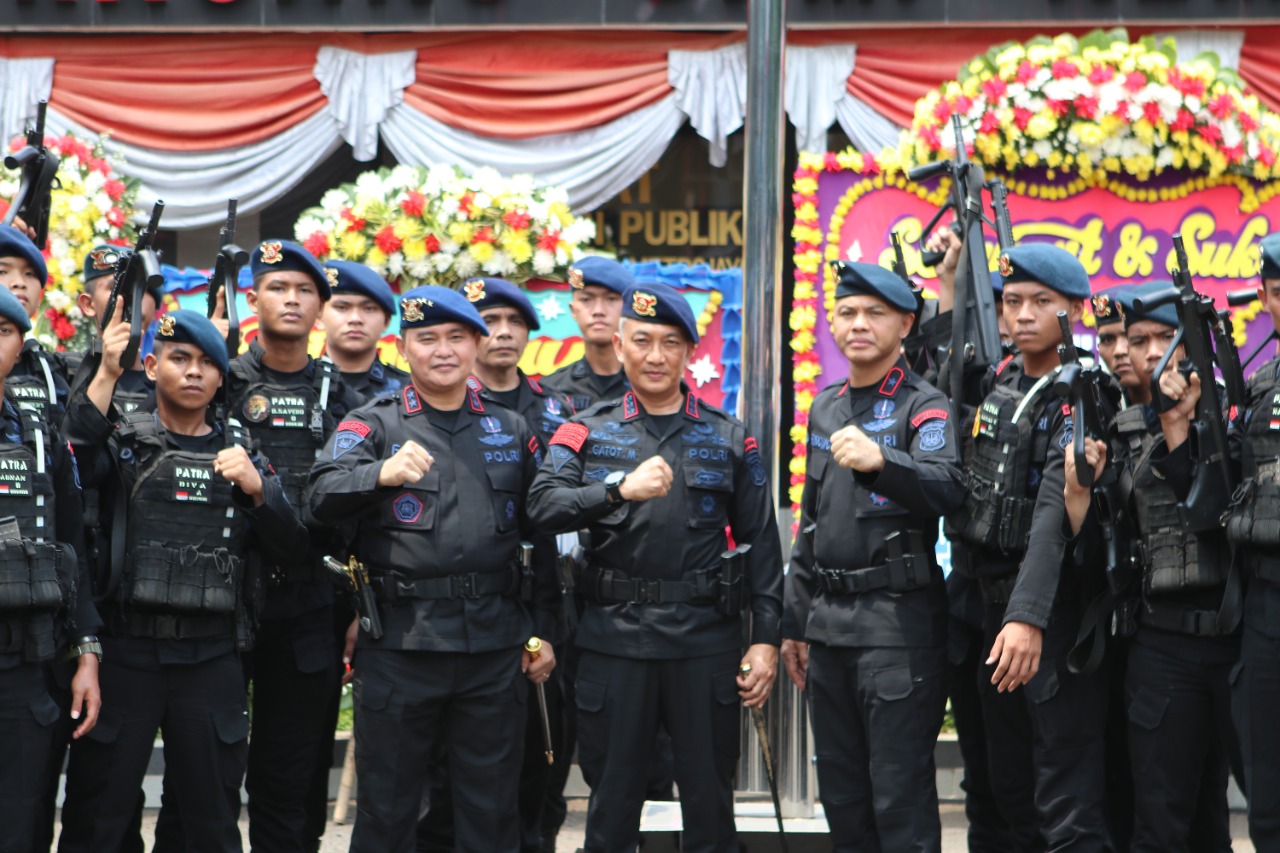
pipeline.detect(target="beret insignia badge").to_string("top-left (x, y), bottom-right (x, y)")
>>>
top-left (632, 291), bottom-right (658, 318)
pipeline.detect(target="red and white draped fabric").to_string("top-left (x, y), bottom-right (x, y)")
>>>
top-left (0, 27), bottom-right (1274, 229)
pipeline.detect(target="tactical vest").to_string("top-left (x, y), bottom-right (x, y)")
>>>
top-left (949, 369), bottom-right (1060, 560)
top-left (113, 414), bottom-right (252, 625)
top-left (1131, 430), bottom-right (1229, 595)
top-left (0, 406), bottom-right (69, 662)
top-left (229, 358), bottom-right (338, 509)
top-left (1226, 359), bottom-right (1280, 549)
top-left (8, 347), bottom-right (61, 425)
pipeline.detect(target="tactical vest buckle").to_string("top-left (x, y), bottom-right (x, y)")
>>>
top-left (450, 574), bottom-right (478, 599)
top-left (629, 578), bottom-right (663, 604)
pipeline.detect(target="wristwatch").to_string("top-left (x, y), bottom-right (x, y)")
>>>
top-left (604, 470), bottom-right (628, 506)
top-left (66, 635), bottom-right (103, 664)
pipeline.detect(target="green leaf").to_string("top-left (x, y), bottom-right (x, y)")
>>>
top-left (1079, 26), bottom-right (1129, 54)
top-left (1192, 50), bottom-right (1221, 72)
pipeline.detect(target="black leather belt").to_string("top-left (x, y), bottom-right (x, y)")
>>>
top-left (376, 566), bottom-right (518, 602)
top-left (586, 566), bottom-right (717, 605)
top-left (816, 554), bottom-right (933, 595)
top-left (1139, 601), bottom-right (1226, 637)
top-left (116, 611), bottom-right (234, 641)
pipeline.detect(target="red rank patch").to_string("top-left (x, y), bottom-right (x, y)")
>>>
top-left (744, 436), bottom-right (759, 452)
top-left (528, 435), bottom-right (540, 455)
top-left (550, 422), bottom-right (589, 452)
top-left (910, 408), bottom-right (949, 428)
top-left (1062, 403), bottom-right (1072, 417)
top-left (336, 420), bottom-right (371, 438)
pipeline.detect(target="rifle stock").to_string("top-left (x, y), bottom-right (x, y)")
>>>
top-left (1, 101), bottom-right (59, 248)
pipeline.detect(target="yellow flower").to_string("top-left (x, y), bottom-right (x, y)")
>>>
top-left (798, 152), bottom-right (825, 171)
top-left (503, 233), bottom-right (533, 264)
top-left (794, 281), bottom-right (817, 301)
top-left (402, 238), bottom-right (428, 260)
top-left (448, 222), bottom-right (474, 245)
top-left (794, 177), bottom-right (819, 196)
top-left (338, 232), bottom-right (369, 259)
top-left (549, 202), bottom-right (574, 227)
top-left (1026, 114), bottom-right (1057, 140)
top-left (1046, 149), bottom-right (1064, 168)
top-left (1074, 122), bottom-right (1105, 147)
top-left (789, 424), bottom-right (808, 445)
top-left (366, 247), bottom-right (388, 268)
top-left (789, 457), bottom-right (806, 477)
top-left (469, 242), bottom-right (494, 263)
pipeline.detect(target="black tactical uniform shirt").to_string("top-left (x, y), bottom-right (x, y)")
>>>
top-left (540, 357), bottom-right (629, 413)
top-left (472, 371), bottom-right (574, 448)
top-left (309, 383), bottom-right (556, 652)
top-left (335, 356), bottom-right (409, 403)
top-left (785, 363), bottom-right (966, 648)
top-left (9, 339), bottom-right (70, 424)
top-left (527, 387), bottom-right (783, 659)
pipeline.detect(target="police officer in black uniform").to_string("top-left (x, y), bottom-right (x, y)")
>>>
top-left (540, 256), bottom-right (633, 412)
top-left (310, 285), bottom-right (556, 853)
top-left (0, 225), bottom-right (70, 426)
top-left (1066, 284), bottom-right (1239, 852)
top-left (528, 281), bottom-right (783, 853)
top-left (0, 282), bottom-right (101, 853)
top-left (947, 243), bottom-right (1115, 850)
top-left (415, 276), bottom-right (573, 853)
top-left (58, 310), bottom-right (306, 853)
top-left (1218, 231), bottom-right (1280, 851)
top-left (228, 239), bottom-right (354, 853)
top-left (781, 261), bottom-right (965, 852)
top-left (1092, 286), bottom-right (1147, 407)
top-left (320, 260), bottom-right (408, 400)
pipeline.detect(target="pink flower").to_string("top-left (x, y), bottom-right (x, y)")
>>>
top-left (340, 207), bottom-right (366, 231)
top-left (979, 111), bottom-right (1001, 133)
top-left (106, 206), bottom-right (126, 228)
top-left (1240, 111), bottom-right (1260, 133)
top-left (1046, 99), bottom-right (1070, 118)
top-left (1196, 124), bottom-right (1222, 145)
top-left (1123, 71), bottom-right (1147, 93)
top-left (104, 179), bottom-right (126, 201)
top-left (823, 152), bottom-right (841, 172)
top-left (1075, 95), bottom-right (1100, 120)
top-left (1012, 107), bottom-right (1034, 130)
top-left (1016, 61), bottom-right (1039, 84)
top-left (1221, 143), bottom-right (1245, 162)
top-left (502, 209), bottom-right (532, 229)
top-left (1171, 109), bottom-right (1196, 132)
top-left (1088, 65), bottom-right (1115, 85)
top-left (1168, 68), bottom-right (1206, 99)
top-left (932, 99), bottom-right (952, 124)
top-left (1207, 94), bottom-right (1236, 120)
top-left (982, 77), bottom-right (1008, 100)
top-left (536, 231), bottom-right (560, 251)
top-left (424, 234), bottom-right (441, 253)
top-left (1051, 60), bottom-right (1080, 80)
top-left (1260, 146), bottom-right (1276, 167)
top-left (471, 226), bottom-right (496, 245)
top-left (952, 94), bottom-right (973, 115)
top-left (1142, 101), bottom-right (1163, 125)
top-left (920, 125), bottom-right (942, 151)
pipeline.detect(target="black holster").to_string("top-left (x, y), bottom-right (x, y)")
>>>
top-left (716, 543), bottom-right (751, 616)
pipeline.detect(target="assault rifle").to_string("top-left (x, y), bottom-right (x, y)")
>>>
top-left (206, 199), bottom-right (247, 357)
top-left (2, 101), bottom-right (59, 248)
top-left (908, 113), bottom-right (1003, 402)
top-left (103, 201), bottom-right (165, 371)
top-left (1132, 235), bottom-right (1244, 532)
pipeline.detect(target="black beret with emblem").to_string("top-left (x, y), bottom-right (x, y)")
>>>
top-left (1122, 281), bottom-right (1179, 330)
top-left (566, 256), bottom-right (633, 294)
top-left (82, 244), bottom-right (164, 306)
top-left (1090, 285), bottom-right (1130, 328)
top-left (0, 284), bottom-right (32, 333)
top-left (399, 285), bottom-right (488, 335)
top-left (997, 243), bottom-right (1091, 299)
top-left (1261, 232), bottom-right (1280, 280)
top-left (324, 260), bottom-right (396, 315)
top-left (0, 224), bottom-right (46, 286)
top-left (250, 239), bottom-right (330, 300)
top-left (621, 281), bottom-right (699, 343)
top-left (830, 260), bottom-right (918, 312)
top-left (462, 277), bottom-right (540, 331)
top-left (153, 309), bottom-right (229, 375)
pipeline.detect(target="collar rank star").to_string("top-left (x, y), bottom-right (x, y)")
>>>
top-left (259, 241), bottom-right (284, 264)
top-left (632, 291), bottom-right (658, 317)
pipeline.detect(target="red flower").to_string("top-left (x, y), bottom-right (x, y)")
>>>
top-left (932, 99), bottom-right (952, 124)
top-left (1221, 143), bottom-right (1245, 162)
top-left (1207, 94), bottom-right (1236, 120)
top-left (1046, 99), bottom-right (1070, 118)
top-left (424, 234), bottom-right (441, 254)
top-left (1123, 71), bottom-right (1148, 93)
top-left (1168, 68), bottom-right (1206, 99)
top-left (919, 126), bottom-right (942, 151)
top-left (536, 230), bottom-right (561, 251)
top-left (399, 190), bottom-right (427, 218)
top-left (982, 77), bottom-right (1007, 101)
top-left (44, 307), bottom-right (58, 321)
top-left (106, 206), bottom-right (126, 228)
top-left (1260, 146), bottom-right (1276, 167)
top-left (0, 199), bottom-right (8, 220)
top-left (1088, 65), bottom-right (1115, 85)
top-left (458, 193), bottom-right (477, 219)
top-left (1075, 95), bottom-right (1100, 120)
top-left (822, 152), bottom-right (841, 172)
top-left (1142, 101), bottom-right (1163, 125)
top-left (471, 226), bottom-right (496, 245)
top-left (863, 153), bottom-right (881, 174)
top-left (374, 225), bottom-right (402, 254)
top-left (104, 179), bottom-right (126, 201)
top-left (1016, 61), bottom-right (1039, 84)
top-left (1051, 60), bottom-right (1079, 80)
top-left (952, 94), bottom-right (973, 115)
top-left (1196, 123), bottom-right (1222, 145)
top-left (1012, 107), bottom-right (1034, 130)
top-left (1171, 109), bottom-right (1196, 132)
top-left (340, 207), bottom-right (366, 231)
top-left (1239, 111), bottom-right (1260, 133)
top-left (979, 111), bottom-right (1001, 134)
top-left (86, 157), bottom-right (109, 176)
top-left (791, 192), bottom-right (807, 208)
top-left (302, 231), bottom-right (331, 257)
top-left (502, 209), bottom-right (533, 229)
top-left (1112, 102), bottom-right (1132, 122)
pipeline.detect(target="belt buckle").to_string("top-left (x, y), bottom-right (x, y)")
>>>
top-left (154, 614), bottom-right (179, 639)
top-left (452, 574), bottom-right (477, 599)
top-left (632, 578), bottom-right (660, 604)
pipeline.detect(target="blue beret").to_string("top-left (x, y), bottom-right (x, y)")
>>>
top-left (0, 224), bottom-right (46, 286)
top-left (621, 281), bottom-right (699, 343)
top-left (1123, 281), bottom-right (1180, 329)
top-left (831, 261), bottom-right (918, 312)
top-left (399, 285), bottom-right (488, 336)
top-left (1261, 232), bottom-right (1280, 280)
top-left (1090, 285), bottom-right (1131, 328)
top-left (989, 270), bottom-right (1004, 294)
top-left (324, 260), bottom-right (395, 315)
top-left (0, 286), bottom-right (32, 334)
top-left (251, 239), bottom-right (330, 300)
top-left (567, 256), bottom-right (634, 295)
top-left (153, 309), bottom-right (229, 375)
top-left (82, 244), bottom-right (164, 306)
top-left (462, 277), bottom-right (540, 331)
top-left (997, 244), bottom-right (1090, 299)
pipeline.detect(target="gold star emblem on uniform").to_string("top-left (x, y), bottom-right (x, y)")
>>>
top-left (998, 254), bottom-right (1013, 277)
top-left (567, 267), bottom-right (584, 289)
top-left (157, 315), bottom-right (176, 337)
top-left (259, 241), bottom-right (284, 264)
top-left (402, 297), bottom-right (433, 323)
top-left (463, 279), bottom-right (486, 302)
top-left (632, 291), bottom-right (658, 318)
top-left (326, 267), bottom-right (340, 288)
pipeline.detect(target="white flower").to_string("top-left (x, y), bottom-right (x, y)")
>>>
top-left (1033, 140), bottom-right (1053, 158)
top-left (687, 355), bottom-right (721, 388)
top-left (294, 216), bottom-right (326, 243)
top-left (354, 172), bottom-right (385, 201)
top-left (453, 254), bottom-right (479, 278)
top-left (387, 165), bottom-right (421, 191)
top-left (533, 249), bottom-right (556, 276)
top-left (482, 249), bottom-right (517, 276)
top-left (45, 289), bottom-right (71, 310)
top-left (561, 219), bottom-right (597, 246)
top-left (387, 252), bottom-right (405, 280)
top-left (1221, 121), bottom-right (1242, 149)
top-left (472, 167), bottom-right (504, 195)
top-left (320, 189), bottom-right (349, 216)
top-left (433, 253), bottom-right (455, 274)
top-left (66, 194), bottom-right (88, 214)
top-left (66, 304), bottom-right (84, 322)
top-left (407, 258), bottom-right (434, 281)
top-left (473, 193), bottom-right (492, 210)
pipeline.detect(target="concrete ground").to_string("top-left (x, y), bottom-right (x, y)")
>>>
top-left (70, 801), bottom-right (1256, 851)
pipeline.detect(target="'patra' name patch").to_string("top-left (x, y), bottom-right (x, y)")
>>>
top-left (0, 456), bottom-right (32, 497)
top-left (174, 464), bottom-right (214, 503)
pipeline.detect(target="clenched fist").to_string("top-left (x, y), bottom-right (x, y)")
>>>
top-left (831, 424), bottom-right (885, 473)
top-left (618, 455), bottom-right (673, 502)
top-left (377, 440), bottom-right (434, 488)
top-left (214, 446), bottom-right (264, 504)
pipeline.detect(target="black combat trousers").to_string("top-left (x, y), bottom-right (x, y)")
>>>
top-left (808, 643), bottom-right (948, 853)
top-left (0, 660), bottom-right (61, 853)
top-left (1232, 584), bottom-right (1280, 852)
top-left (58, 651), bottom-right (248, 853)
top-left (1125, 627), bottom-right (1238, 853)
top-left (575, 648), bottom-right (740, 853)
top-left (980, 604), bottom-right (1114, 852)
top-left (352, 646), bottom-right (526, 853)
top-left (244, 607), bottom-right (342, 853)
